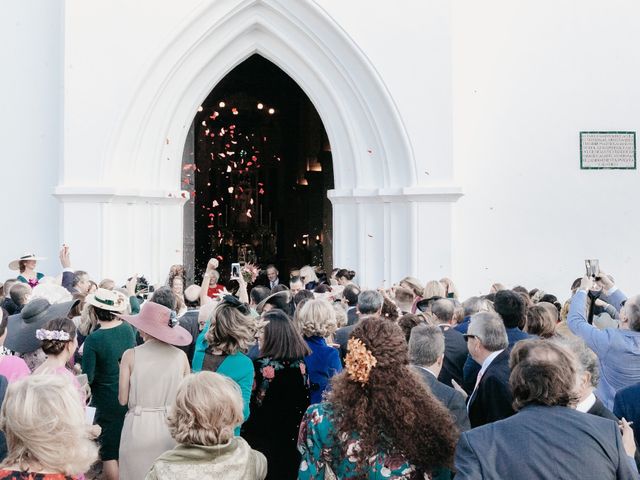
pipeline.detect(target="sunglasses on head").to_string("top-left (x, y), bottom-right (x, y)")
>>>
top-left (463, 334), bottom-right (480, 342)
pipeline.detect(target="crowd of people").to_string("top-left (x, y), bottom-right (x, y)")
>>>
top-left (0, 248), bottom-right (638, 479)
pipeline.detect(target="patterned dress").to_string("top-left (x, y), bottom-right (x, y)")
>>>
top-left (0, 471), bottom-right (76, 480)
top-left (297, 403), bottom-right (424, 480)
top-left (241, 357), bottom-right (310, 480)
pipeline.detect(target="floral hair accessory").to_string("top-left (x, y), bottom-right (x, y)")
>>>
top-left (168, 310), bottom-right (178, 328)
top-left (345, 338), bottom-right (377, 385)
top-left (35, 329), bottom-right (71, 341)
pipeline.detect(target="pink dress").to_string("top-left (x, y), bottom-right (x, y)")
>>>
top-left (0, 355), bottom-right (31, 382)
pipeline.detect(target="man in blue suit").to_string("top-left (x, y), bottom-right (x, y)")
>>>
top-left (455, 339), bottom-right (638, 479)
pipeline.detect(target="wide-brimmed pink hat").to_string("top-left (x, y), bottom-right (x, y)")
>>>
top-left (118, 302), bottom-right (192, 347)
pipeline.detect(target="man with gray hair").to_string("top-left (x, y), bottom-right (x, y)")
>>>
top-left (409, 324), bottom-right (470, 432)
top-left (455, 296), bottom-right (491, 334)
top-left (465, 311), bottom-right (514, 428)
top-left (334, 290), bottom-right (383, 360)
top-left (557, 338), bottom-right (618, 421)
top-left (431, 298), bottom-right (468, 388)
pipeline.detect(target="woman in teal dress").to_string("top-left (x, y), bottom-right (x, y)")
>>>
top-left (8, 254), bottom-right (45, 288)
top-left (297, 317), bottom-right (458, 480)
top-left (81, 289), bottom-right (136, 480)
top-left (194, 295), bottom-right (256, 431)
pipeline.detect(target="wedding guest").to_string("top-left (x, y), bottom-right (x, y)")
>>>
top-left (146, 372), bottom-right (267, 480)
top-left (8, 254), bottom-right (45, 288)
top-left (0, 375), bottom-right (99, 479)
top-left (242, 309), bottom-right (310, 479)
top-left (0, 310), bottom-right (29, 382)
top-left (296, 299), bottom-right (342, 404)
top-left (117, 302), bottom-right (191, 480)
top-left (299, 266), bottom-right (319, 291)
top-left (298, 317), bottom-right (457, 479)
top-left (195, 296), bottom-right (256, 434)
top-left (81, 289), bottom-right (136, 480)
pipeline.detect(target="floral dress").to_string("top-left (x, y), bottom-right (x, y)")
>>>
top-left (297, 403), bottom-right (425, 480)
top-left (0, 471), bottom-right (76, 480)
top-left (241, 357), bottom-right (310, 480)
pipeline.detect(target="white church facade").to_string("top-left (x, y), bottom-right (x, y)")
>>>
top-left (3, 0), bottom-right (640, 297)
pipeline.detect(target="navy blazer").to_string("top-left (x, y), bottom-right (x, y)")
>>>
top-left (615, 383), bottom-right (640, 452)
top-left (438, 326), bottom-right (468, 388)
top-left (334, 324), bottom-right (357, 361)
top-left (462, 327), bottom-right (532, 393)
top-left (455, 405), bottom-right (637, 480)
top-left (412, 365), bottom-right (470, 432)
top-left (467, 349), bottom-right (514, 428)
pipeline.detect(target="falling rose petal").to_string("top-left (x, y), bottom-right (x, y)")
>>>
top-left (238, 187), bottom-right (244, 193)
top-left (201, 121), bottom-right (207, 126)
top-left (228, 187), bottom-right (234, 193)
top-left (226, 165), bottom-right (232, 173)
top-left (207, 182), bottom-right (211, 186)
top-left (251, 155), bottom-right (257, 161)
top-left (218, 153), bottom-right (226, 158)
top-left (212, 200), bottom-right (219, 207)
top-left (233, 162), bottom-right (237, 168)
top-left (250, 198), bottom-right (254, 205)
top-left (259, 188), bottom-right (265, 194)
top-left (207, 225), bottom-right (214, 229)
top-left (198, 106), bottom-right (204, 112)
top-left (232, 108), bottom-right (239, 115)
top-left (247, 162), bottom-right (253, 166)
top-left (246, 209), bottom-right (252, 218)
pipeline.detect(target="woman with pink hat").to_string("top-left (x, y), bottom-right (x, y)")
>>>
top-left (117, 300), bottom-right (192, 480)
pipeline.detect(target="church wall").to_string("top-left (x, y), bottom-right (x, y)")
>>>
top-left (0, 1), bottom-right (64, 279)
top-left (452, 0), bottom-right (640, 298)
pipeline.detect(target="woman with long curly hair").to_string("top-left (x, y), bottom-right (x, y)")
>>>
top-left (297, 317), bottom-right (458, 479)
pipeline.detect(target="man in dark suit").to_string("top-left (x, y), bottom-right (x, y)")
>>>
top-left (342, 284), bottom-right (361, 326)
top-left (615, 383), bottom-right (640, 462)
top-left (335, 290), bottom-right (382, 360)
top-left (431, 299), bottom-right (468, 388)
top-left (409, 323), bottom-right (470, 432)
top-left (465, 312), bottom-right (514, 428)
top-left (462, 289), bottom-right (532, 392)
top-left (455, 339), bottom-right (638, 479)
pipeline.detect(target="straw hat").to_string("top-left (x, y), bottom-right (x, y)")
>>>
top-left (8, 254), bottom-right (46, 271)
top-left (118, 302), bottom-right (192, 346)
top-left (256, 290), bottom-right (293, 314)
top-left (86, 288), bottom-right (128, 313)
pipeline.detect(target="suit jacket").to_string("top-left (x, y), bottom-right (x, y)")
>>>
top-left (61, 270), bottom-right (76, 294)
top-left (412, 365), bottom-right (470, 432)
top-left (334, 324), bottom-right (357, 361)
top-left (462, 327), bottom-right (532, 393)
top-left (589, 396), bottom-right (619, 422)
top-left (614, 383), bottom-right (640, 470)
top-left (438, 326), bottom-right (467, 388)
top-left (346, 307), bottom-right (358, 326)
top-left (467, 349), bottom-right (514, 428)
top-left (455, 405), bottom-right (637, 480)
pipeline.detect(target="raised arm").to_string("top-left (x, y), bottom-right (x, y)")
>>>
top-left (567, 276), bottom-right (612, 356)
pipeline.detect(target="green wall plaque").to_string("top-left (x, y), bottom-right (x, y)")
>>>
top-left (580, 131), bottom-right (636, 170)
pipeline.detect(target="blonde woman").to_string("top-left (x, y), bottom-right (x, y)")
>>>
top-left (299, 265), bottom-right (319, 291)
top-left (0, 375), bottom-right (99, 479)
top-left (146, 372), bottom-right (266, 480)
top-left (297, 299), bottom-right (342, 404)
top-left (423, 279), bottom-right (446, 299)
top-left (193, 296), bottom-right (256, 434)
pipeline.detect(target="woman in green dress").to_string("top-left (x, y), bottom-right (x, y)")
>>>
top-left (81, 288), bottom-right (136, 480)
top-left (297, 317), bottom-right (458, 480)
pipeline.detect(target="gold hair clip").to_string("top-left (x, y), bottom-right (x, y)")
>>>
top-left (345, 338), bottom-right (377, 385)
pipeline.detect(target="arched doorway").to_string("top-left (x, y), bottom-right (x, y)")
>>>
top-left (79, 0), bottom-right (451, 288)
top-left (182, 54), bottom-right (334, 281)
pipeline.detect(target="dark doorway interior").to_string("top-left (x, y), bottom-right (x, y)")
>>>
top-left (182, 54), bottom-right (333, 283)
